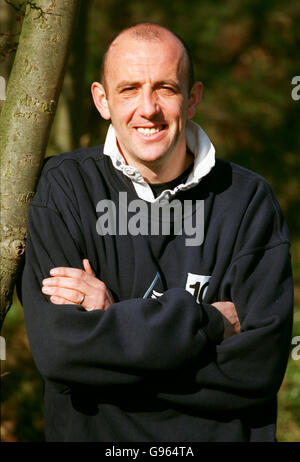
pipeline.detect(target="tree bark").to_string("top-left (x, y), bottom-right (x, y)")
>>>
top-left (0, 0), bottom-right (81, 331)
top-left (0, 0), bottom-right (18, 113)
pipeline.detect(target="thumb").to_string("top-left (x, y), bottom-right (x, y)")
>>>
top-left (82, 259), bottom-right (95, 276)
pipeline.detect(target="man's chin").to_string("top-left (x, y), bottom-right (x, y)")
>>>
top-left (132, 149), bottom-right (171, 166)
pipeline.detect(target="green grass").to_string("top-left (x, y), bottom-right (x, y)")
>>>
top-left (277, 309), bottom-right (300, 442)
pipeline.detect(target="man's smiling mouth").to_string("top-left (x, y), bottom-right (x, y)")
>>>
top-left (136, 125), bottom-right (166, 136)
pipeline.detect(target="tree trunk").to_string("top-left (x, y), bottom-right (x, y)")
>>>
top-left (0, 0), bottom-right (81, 331)
top-left (0, 0), bottom-right (18, 113)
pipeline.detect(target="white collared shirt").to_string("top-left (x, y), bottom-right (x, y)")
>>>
top-left (103, 119), bottom-right (215, 203)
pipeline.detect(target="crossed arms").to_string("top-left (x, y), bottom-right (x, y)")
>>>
top-left (41, 258), bottom-right (240, 339)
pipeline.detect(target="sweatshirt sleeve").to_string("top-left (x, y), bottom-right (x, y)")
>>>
top-left (157, 178), bottom-right (294, 412)
top-left (21, 173), bottom-right (224, 389)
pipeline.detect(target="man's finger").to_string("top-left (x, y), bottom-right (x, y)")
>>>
top-left (43, 276), bottom-right (91, 294)
top-left (50, 296), bottom-right (77, 305)
top-left (50, 266), bottom-right (87, 278)
top-left (49, 266), bottom-right (97, 286)
top-left (42, 286), bottom-right (85, 305)
top-left (82, 259), bottom-right (95, 276)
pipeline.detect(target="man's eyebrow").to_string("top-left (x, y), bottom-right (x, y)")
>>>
top-left (115, 80), bottom-right (181, 90)
top-left (115, 81), bottom-right (141, 90)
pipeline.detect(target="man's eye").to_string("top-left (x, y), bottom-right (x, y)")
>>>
top-left (160, 86), bottom-right (177, 94)
top-left (121, 87), bottom-right (136, 93)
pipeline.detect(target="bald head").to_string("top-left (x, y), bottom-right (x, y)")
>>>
top-left (101, 23), bottom-right (194, 94)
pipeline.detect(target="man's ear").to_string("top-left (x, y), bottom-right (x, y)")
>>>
top-left (187, 81), bottom-right (203, 119)
top-left (91, 82), bottom-right (111, 120)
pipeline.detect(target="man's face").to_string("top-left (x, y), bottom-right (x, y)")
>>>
top-left (93, 32), bottom-right (202, 174)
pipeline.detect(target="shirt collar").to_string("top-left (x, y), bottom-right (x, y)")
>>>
top-left (103, 119), bottom-right (215, 202)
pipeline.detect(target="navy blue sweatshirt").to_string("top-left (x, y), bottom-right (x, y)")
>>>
top-left (21, 145), bottom-right (293, 442)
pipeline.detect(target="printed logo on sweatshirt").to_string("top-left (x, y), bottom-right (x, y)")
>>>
top-left (185, 273), bottom-right (211, 304)
top-left (143, 271), bottom-right (211, 303)
top-left (143, 272), bottom-right (165, 299)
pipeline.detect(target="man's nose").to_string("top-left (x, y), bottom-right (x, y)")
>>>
top-left (138, 89), bottom-right (160, 118)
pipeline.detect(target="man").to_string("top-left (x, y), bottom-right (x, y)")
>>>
top-left (22, 23), bottom-right (293, 442)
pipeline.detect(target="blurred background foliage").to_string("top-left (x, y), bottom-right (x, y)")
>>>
top-left (0, 0), bottom-right (299, 442)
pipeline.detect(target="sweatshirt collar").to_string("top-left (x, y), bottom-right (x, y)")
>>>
top-left (103, 119), bottom-right (215, 202)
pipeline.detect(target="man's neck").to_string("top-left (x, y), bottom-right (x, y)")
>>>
top-left (144, 149), bottom-right (194, 184)
top-left (120, 149), bottom-right (194, 184)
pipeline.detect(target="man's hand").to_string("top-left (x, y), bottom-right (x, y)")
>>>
top-left (42, 259), bottom-right (114, 311)
top-left (211, 301), bottom-right (241, 339)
